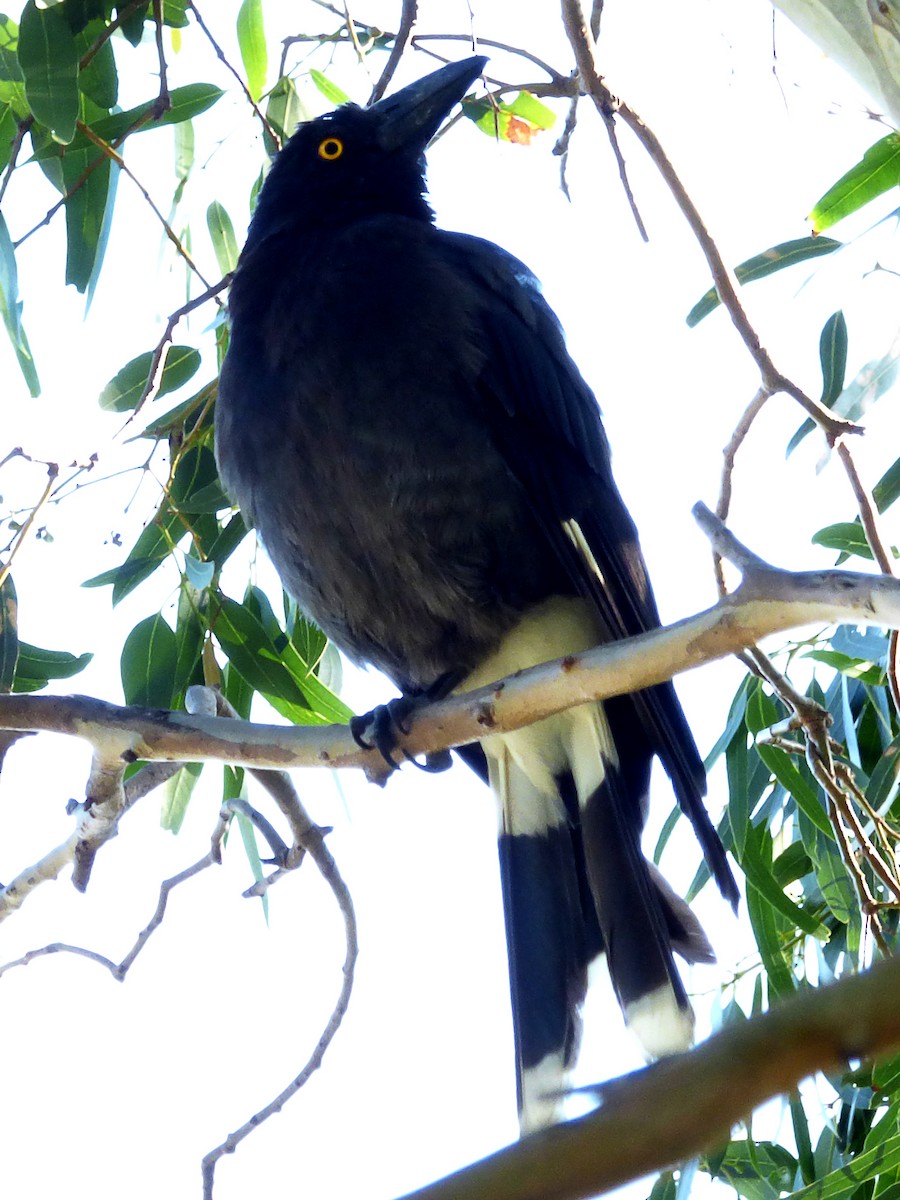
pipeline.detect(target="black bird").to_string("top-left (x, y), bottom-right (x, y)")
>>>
top-left (216, 56), bottom-right (739, 1131)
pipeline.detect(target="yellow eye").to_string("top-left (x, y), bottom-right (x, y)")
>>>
top-left (318, 137), bottom-right (344, 161)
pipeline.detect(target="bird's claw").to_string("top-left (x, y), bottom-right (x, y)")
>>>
top-left (350, 696), bottom-right (453, 775)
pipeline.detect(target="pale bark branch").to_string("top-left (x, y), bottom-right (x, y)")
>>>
top-left (0, 557), bottom-right (898, 786)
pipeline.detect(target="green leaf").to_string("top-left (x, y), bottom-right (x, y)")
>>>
top-left (309, 67), bottom-right (350, 107)
top-left (162, 0), bottom-right (189, 28)
top-left (746, 881), bottom-right (796, 997)
top-left (0, 13), bottom-right (23, 82)
top-left (804, 649), bottom-right (885, 685)
top-left (814, 830), bottom-right (856, 924)
top-left (99, 345), bottom-right (201, 411)
top-left (772, 842), bottom-right (813, 889)
top-left (810, 134), bottom-right (900, 233)
top-left (790, 1132), bottom-right (900, 1200)
top-left (461, 91), bottom-right (556, 144)
top-left (235, 808), bottom-right (268, 921)
top-left (706, 1139), bottom-right (799, 1200)
top-left (117, 1), bottom-right (148, 46)
top-left (13, 640), bottom-right (92, 692)
top-left (706, 674), bottom-right (753, 770)
top-left (686, 237), bottom-right (842, 327)
top-left (121, 614), bottom-right (177, 708)
top-left (206, 201), bottom-right (239, 276)
top-left (18, 0), bottom-right (79, 143)
top-left (61, 142), bottom-right (111, 292)
top-left (244, 585), bottom-right (352, 723)
top-left (740, 822), bottom-right (830, 940)
top-left (874, 457), bottom-right (900, 514)
top-left (161, 762), bottom-right (202, 833)
top-left (236, 0), bottom-right (267, 102)
top-left (171, 117), bottom-right (194, 208)
top-left (787, 311), bottom-right (848, 456)
top-left (0, 212), bottom-right (40, 396)
top-left (172, 588), bottom-right (204, 705)
top-left (727, 723), bottom-right (751, 857)
top-left (206, 513), bottom-right (249, 570)
top-left (754, 743), bottom-right (831, 836)
top-left (84, 156), bottom-right (119, 309)
top-left (264, 74), bottom-right (309, 153)
top-left (31, 82), bottom-right (224, 163)
top-left (83, 448), bottom-right (217, 604)
top-left (867, 733), bottom-right (900, 816)
top-left (77, 26), bottom-right (117, 110)
top-left (812, 521), bottom-right (877, 561)
top-left (0, 571), bottom-right (19, 693)
top-left (791, 1091), bottom-right (816, 1186)
top-left (213, 592), bottom-right (349, 725)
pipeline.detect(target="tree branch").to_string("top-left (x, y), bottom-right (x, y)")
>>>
top-left (395, 955), bottom-right (900, 1200)
top-left (1, 548), bottom-right (899, 792)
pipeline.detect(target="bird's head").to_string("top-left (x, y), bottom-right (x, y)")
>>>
top-left (246, 56), bottom-right (487, 241)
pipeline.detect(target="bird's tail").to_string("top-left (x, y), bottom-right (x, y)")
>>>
top-left (485, 697), bottom-right (714, 1132)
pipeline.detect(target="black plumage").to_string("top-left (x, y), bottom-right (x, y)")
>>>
top-left (215, 56), bottom-right (739, 1131)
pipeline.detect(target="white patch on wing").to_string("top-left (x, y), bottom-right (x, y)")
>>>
top-left (520, 1050), bottom-right (569, 1133)
top-left (563, 519), bottom-right (606, 588)
top-left (625, 985), bottom-right (694, 1059)
top-left (457, 596), bottom-right (615, 830)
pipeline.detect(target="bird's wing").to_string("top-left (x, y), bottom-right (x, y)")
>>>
top-left (442, 231), bottom-right (737, 907)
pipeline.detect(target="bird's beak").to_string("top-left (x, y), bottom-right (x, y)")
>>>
top-left (373, 56), bottom-right (488, 154)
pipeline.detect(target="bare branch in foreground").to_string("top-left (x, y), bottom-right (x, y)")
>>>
top-left (200, 692), bottom-right (358, 1199)
top-left (0, 759), bottom-right (183, 918)
top-left (396, 955), bottom-right (900, 1200)
top-left (0, 805), bottom-right (232, 982)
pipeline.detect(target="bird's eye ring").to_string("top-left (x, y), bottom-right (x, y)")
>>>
top-left (318, 137), bottom-right (344, 161)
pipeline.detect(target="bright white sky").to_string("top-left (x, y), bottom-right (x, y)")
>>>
top-left (1, 2), bottom-right (899, 1199)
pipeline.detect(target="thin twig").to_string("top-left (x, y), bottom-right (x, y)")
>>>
top-left (76, 122), bottom-right (213, 289)
top-left (0, 117), bottom-right (32, 206)
top-left (411, 34), bottom-right (570, 87)
top-left (200, 687), bottom-right (358, 1197)
top-left (0, 806), bottom-right (232, 982)
top-left (369, 0), bottom-right (417, 103)
top-left (151, 0), bottom-right (171, 113)
top-left (559, 0), bottom-right (861, 444)
top-left (0, 462), bottom-right (58, 592)
top-left (79, 0), bottom-right (147, 72)
top-left (187, 1), bottom-right (279, 145)
top-left (125, 276), bottom-right (231, 422)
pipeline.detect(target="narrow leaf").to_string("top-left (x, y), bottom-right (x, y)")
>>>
top-left (0, 571), bottom-right (19, 693)
top-left (31, 83), bottom-right (225, 162)
top-left (161, 762), bottom-right (202, 833)
top-left (874, 456), bottom-right (900, 514)
top-left (0, 212), bottom-right (40, 395)
top-left (309, 68), bottom-right (350, 106)
top-left (790, 1132), bottom-right (900, 1200)
top-left (99, 345), bottom-right (201, 411)
top-left (787, 311), bottom-right (848, 456)
top-left (810, 133), bottom-right (900, 233)
top-left (13, 641), bottom-right (91, 692)
top-left (121, 614), bottom-right (177, 708)
top-left (236, 0), bottom-right (267, 102)
top-left (18, 0), bottom-right (79, 143)
top-left (686, 238), bottom-right (842, 327)
top-left (206, 201), bottom-right (239, 276)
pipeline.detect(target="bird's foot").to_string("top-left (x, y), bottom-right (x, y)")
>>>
top-left (350, 689), bottom-right (453, 775)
